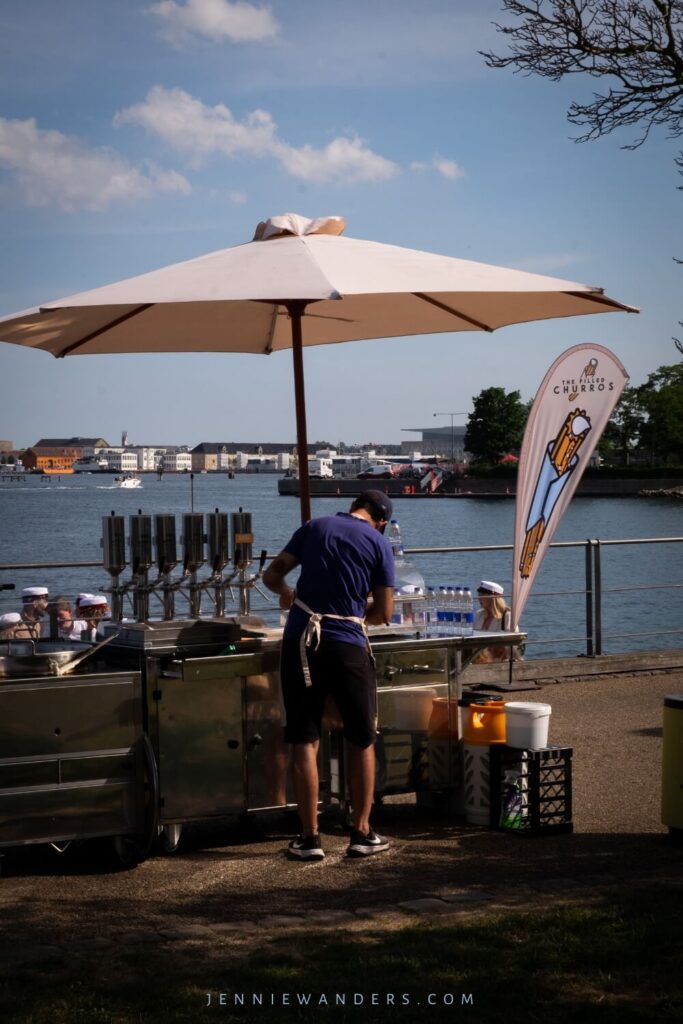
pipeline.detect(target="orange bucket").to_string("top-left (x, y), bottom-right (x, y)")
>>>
top-left (428, 697), bottom-right (459, 738)
top-left (462, 698), bottom-right (506, 745)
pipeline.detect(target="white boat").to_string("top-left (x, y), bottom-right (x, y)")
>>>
top-left (114, 474), bottom-right (142, 489)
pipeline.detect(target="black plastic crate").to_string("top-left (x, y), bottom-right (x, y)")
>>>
top-left (489, 745), bottom-right (573, 835)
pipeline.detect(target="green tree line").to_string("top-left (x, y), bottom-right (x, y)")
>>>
top-left (599, 361), bottom-right (683, 465)
top-left (464, 359), bottom-right (682, 466)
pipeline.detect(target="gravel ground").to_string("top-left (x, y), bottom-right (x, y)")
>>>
top-left (2, 670), bottom-right (682, 951)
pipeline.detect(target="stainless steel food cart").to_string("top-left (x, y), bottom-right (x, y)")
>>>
top-left (0, 625), bottom-right (523, 866)
top-left (0, 666), bottom-right (149, 859)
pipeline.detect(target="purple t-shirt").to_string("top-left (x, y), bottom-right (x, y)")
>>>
top-left (283, 512), bottom-right (395, 646)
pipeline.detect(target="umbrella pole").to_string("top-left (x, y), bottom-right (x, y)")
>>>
top-left (287, 301), bottom-right (312, 524)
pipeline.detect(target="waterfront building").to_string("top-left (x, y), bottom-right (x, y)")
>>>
top-left (401, 425), bottom-right (468, 461)
top-left (162, 450), bottom-right (192, 473)
top-left (33, 437), bottom-right (110, 458)
top-left (234, 451), bottom-right (290, 472)
top-left (127, 447), bottom-right (165, 472)
top-left (191, 443), bottom-right (234, 472)
top-left (101, 448), bottom-right (139, 472)
top-left (22, 446), bottom-right (80, 473)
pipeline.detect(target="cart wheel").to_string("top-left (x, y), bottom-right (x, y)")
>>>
top-left (158, 823), bottom-right (183, 854)
top-left (111, 835), bottom-right (142, 869)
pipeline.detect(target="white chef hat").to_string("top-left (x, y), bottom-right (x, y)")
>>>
top-left (477, 580), bottom-right (504, 595)
top-left (22, 586), bottom-right (49, 600)
top-left (0, 611), bottom-right (22, 625)
top-left (80, 595), bottom-right (108, 608)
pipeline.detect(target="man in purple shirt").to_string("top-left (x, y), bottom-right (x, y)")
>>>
top-left (263, 490), bottom-right (395, 861)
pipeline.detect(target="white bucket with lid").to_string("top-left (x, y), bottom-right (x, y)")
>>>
top-left (504, 701), bottom-right (552, 750)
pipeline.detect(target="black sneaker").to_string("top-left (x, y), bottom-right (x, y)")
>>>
top-left (347, 829), bottom-right (390, 857)
top-left (288, 834), bottom-right (325, 860)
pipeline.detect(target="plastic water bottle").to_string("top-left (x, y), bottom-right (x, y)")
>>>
top-left (425, 587), bottom-right (436, 636)
top-left (462, 587), bottom-right (474, 636)
top-left (391, 589), bottom-right (404, 626)
top-left (440, 588), bottom-right (450, 635)
top-left (412, 586), bottom-right (425, 632)
top-left (460, 586), bottom-right (469, 636)
top-left (387, 520), bottom-right (404, 560)
top-left (436, 586), bottom-right (448, 636)
top-left (453, 586), bottom-right (464, 636)
top-left (389, 518), bottom-right (426, 598)
top-left (445, 587), bottom-right (456, 636)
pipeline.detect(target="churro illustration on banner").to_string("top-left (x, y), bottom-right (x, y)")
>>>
top-left (520, 409), bottom-right (592, 578)
top-left (511, 344), bottom-right (629, 630)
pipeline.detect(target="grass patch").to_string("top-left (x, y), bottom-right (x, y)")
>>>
top-left (3, 884), bottom-right (682, 1023)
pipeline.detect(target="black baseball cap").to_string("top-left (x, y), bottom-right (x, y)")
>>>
top-left (357, 489), bottom-right (393, 522)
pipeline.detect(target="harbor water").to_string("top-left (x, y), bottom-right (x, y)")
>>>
top-left (0, 473), bottom-right (681, 658)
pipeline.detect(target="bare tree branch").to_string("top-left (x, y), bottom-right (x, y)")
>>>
top-left (482, 1), bottom-right (683, 146)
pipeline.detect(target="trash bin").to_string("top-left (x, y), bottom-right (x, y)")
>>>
top-left (662, 694), bottom-right (683, 838)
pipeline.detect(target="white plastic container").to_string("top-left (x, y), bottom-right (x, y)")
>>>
top-left (504, 701), bottom-right (552, 750)
top-left (391, 687), bottom-right (437, 730)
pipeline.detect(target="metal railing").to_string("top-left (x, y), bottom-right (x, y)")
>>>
top-left (2, 535), bottom-right (682, 658)
top-left (407, 536), bottom-right (683, 656)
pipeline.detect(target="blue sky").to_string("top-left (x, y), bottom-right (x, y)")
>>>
top-left (0, 0), bottom-right (679, 449)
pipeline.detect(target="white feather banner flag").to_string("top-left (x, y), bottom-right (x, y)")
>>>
top-left (512, 344), bottom-right (628, 630)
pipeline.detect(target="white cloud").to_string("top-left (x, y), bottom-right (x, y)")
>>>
top-left (275, 137), bottom-right (397, 184)
top-left (116, 86), bottom-right (398, 184)
top-left (228, 189), bottom-right (247, 204)
top-left (0, 117), bottom-right (191, 212)
top-left (148, 0), bottom-right (279, 45)
top-left (114, 86), bottom-right (277, 166)
top-left (411, 157), bottom-right (465, 181)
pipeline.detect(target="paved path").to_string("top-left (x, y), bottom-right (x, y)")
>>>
top-left (1, 670), bottom-right (682, 962)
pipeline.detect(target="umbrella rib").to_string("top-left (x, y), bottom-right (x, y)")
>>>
top-left (264, 304), bottom-right (279, 354)
top-left (52, 304), bottom-right (154, 357)
top-left (565, 290), bottom-right (637, 313)
top-left (413, 292), bottom-right (493, 332)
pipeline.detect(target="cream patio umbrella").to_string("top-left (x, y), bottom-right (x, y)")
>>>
top-left (0, 213), bottom-right (638, 522)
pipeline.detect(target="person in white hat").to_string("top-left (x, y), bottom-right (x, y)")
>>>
top-left (18, 586), bottom-right (49, 638)
top-left (0, 611), bottom-right (22, 640)
top-left (80, 595), bottom-right (109, 638)
top-left (473, 580), bottom-right (517, 664)
top-left (52, 595), bottom-right (89, 642)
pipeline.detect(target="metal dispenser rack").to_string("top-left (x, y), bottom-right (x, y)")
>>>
top-left (102, 512), bottom-right (127, 621)
top-left (206, 509), bottom-right (230, 616)
top-left (154, 514), bottom-right (179, 620)
top-left (181, 513), bottom-right (205, 618)
top-left (129, 513), bottom-right (154, 622)
top-left (231, 509), bottom-right (268, 616)
top-left (98, 507), bottom-right (271, 623)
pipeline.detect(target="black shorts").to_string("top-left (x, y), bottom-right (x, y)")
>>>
top-left (280, 637), bottom-right (378, 748)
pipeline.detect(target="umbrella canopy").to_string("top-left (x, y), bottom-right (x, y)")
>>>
top-left (0, 213), bottom-right (638, 521)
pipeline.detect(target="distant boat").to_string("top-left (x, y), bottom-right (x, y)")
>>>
top-left (114, 473), bottom-right (142, 489)
top-left (72, 457), bottom-right (109, 472)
